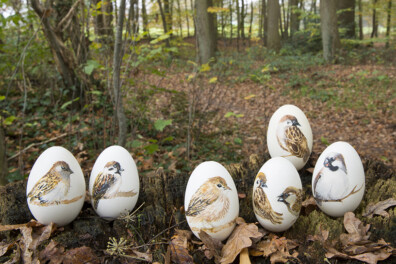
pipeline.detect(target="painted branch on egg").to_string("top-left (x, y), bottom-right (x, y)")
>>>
top-left (315, 184), bottom-right (363, 204)
top-left (29, 195), bottom-right (84, 207)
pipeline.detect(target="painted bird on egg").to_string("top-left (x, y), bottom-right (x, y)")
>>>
top-left (186, 176), bottom-right (231, 224)
top-left (92, 161), bottom-right (126, 210)
top-left (253, 172), bottom-right (283, 225)
top-left (277, 115), bottom-right (310, 163)
top-left (278, 186), bottom-right (303, 217)
top-left (313, 152), bottom-right (362, 205)
top-left (27, 161), bottom-right (74, 205)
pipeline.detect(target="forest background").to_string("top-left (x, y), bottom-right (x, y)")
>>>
top-left (0, 0), bottom-right (395, 263)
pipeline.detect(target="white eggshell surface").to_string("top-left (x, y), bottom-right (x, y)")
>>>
top-left (312, 142), bottom-right (365, 217)
top-left (267, 104), bottom-right (313, 170)
top-left (26, 146), bottom-right (85, 226)
top-left (89, 145), bottom-right (139, 220)
top-left (253, 157), bottom-right (302, 232)
top-left (184, 161), bottom-right (239, 241)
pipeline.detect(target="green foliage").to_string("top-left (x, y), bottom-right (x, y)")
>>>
top-left (154, 119), bottom-right (172, 132)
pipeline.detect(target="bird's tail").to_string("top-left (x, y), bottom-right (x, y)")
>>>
top-left (93, 199), bottom-right (99, 210)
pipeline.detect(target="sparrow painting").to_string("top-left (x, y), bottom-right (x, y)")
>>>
top-left (278, 186), bottom-right (303, 216)
top-left (313, 152), bottom-right (349, 204)
top-left (28, 161), bottom-right (74, 205)
top-left (92, 161), bottom-right (124, 210)
top-left (277, 115), bottom-right (310, 162)
top-left (186, 176), bottom-right (232, 224)
top-left (253, 172), bottom-right (283, 225)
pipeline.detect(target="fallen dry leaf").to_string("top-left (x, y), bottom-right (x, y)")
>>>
top-left (306, 227), bottom-right (329, 243)
top-left (254, 235), bottom-right (299, 264)
top-left (38, 240), bottom-right (64, 264)
top-left (363, 198), bottom-right (396, 218)
top-left (220, 217), bottom-right (263, 264)
top-left (301, 196), bottom-right (317, 215)
top-left (324, 212), bottom-right (395, 264)
top-left (132, 249), bottom-right (153, 262)
top-left (63, 246), bottom-right (100, 264)
top-left (169, 229), bottom-right (193, 264)
top-left (199, 230), bottom-right (223, 263)
top-left (0, 242), bottom-right (15, 257)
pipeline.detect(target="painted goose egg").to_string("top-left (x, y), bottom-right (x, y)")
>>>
top-left (26, 146), bottom-right (86, 226)
top-left (312, 142), bottom-right (365, 217)
top-left (89, 145), bottom-right (140, 221)
top-left (267, 104), bottom-right (313, 170)
top-left (184, 161), bottom-right (239, 241)
top-left (253, 157), bottom-right (302, 232)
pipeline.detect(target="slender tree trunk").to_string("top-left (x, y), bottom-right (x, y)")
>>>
top-left (158, 0), bottom-right (168, 33)
top-left (290, 0), bottom-right (299, 38)
top-left (93, 0), bottom-right (114, 43)
top-left (135, 1), bottom-right (140, 34)
top-left (241, 0), bottom-right (245, 40)
top-left (358, 0), bottom-right (363, 39)
top-left (221, 0), bottom-right (225, 39)
top-left (320, 0), bottom-right (341, 63)
top-left (248, 1), bottom-right (253, 40)
top-left (337, 0), bottom-right (355, 38)
top-left (184, 0), bottom-right (190, 37)
top-left (142, 0), bottom-right (149, 35)
top-left (195, 0), bottom-right (217, 64)
top-left (385, 0), bottom-right (392, 48)
top-left (164, 0), bottom-right (172, 34)
top-left (229, 0), bottom-right (233, 43)
top-left (371, 0), bottom-right (378, 38)
top-left (113, 0), bottom-right (127, 146)
top-left (279, 0), bottom-right (285, 39)
top-left (190, 0), bottom-right (195, 36)
top-left (267, 0), bottom-right (281, 52)
top-left (262, 0), bottom-right (268, 46)
top-left (236, 0), bottom-right (240, 49)
top-left (176, 0), bottom-right (183, 37)
top-left (259, 0), bottom-right (262, 38)
top-left (0, 127), bottom-right (7, 186)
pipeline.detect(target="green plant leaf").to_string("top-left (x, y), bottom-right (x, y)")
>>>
top-left (224, 112), bottom-right (234, 118)
top-left (0, 95), bottom-right (5, 101)
top-left (3, 115), bottom-right (16, 126)
top-left (154, 119), bottom-right (172, 132)
top-left (61, 97), bottom-right (80, 110)
top-left (321, 136), bottom-right (330, 146)
top-left (83, 60), bottom-right (101, 75)
top-left (234, 137), bottom-right (242, 145)
top-left (145, 144), bottom-right (159, 154)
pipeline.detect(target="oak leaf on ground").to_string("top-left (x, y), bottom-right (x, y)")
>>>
top-left (254, 234), bottom-right (299, 264)
top-left (169, 229), bottom-right (193, 264)
top-left (363, 198), bottom-right (396, 218)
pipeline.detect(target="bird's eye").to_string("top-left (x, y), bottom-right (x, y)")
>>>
top-left (217, 184), bottom-right (222, 188)
top-left (61, 166), bottom-right (65, 170)
top-left (256, 180), bottom-right (259, 184)
top-left (109, 168), bottom-right (114, 171)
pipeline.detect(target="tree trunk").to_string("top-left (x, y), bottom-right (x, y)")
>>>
top-left (279, 0), bottom-right (285, 39)
top-left (190, 0), bottom-right (195, 36)
top-left (229, 0), bottom-right (233, 43)
top-left (241, 0), bottom-right (245, 40)
top-left (236, 0), bottom-right (240, 49)
top-left (142, 0), bottom-right (149, 35)
top-left (30, 0), bottom-right (88, 105)
top-left (290, 0), bottom-right (299, 38)
top-left (184, 0), bottom-right (190, 37)
top-left (385, 0), bottom-right (392, 48)
top-left (0, 127), bottom-right (7, 186)
top-left (358, 0), bottom-right (363, 39)
top-left (262, 0), bottom-right (268, 46)
top-left (371, 0), bottom-right (378, 38)
top-left (93, 0), bottom-right (114, 44)
top-left (337, 0), bottom-right (355, 38)
top-left (113, 0), bottom-right (128, 147)
top-left (320, 0), bottom-right (341, 63)
top-left (248, 1), bottom-right (253, 40)
top-left (195, 0), bottom-right (217, 64)
top-left (164, 0), bottom-right (172, 34)
top-left (176, 0), bottom-right (183, 37)
top-left (267, 0), bottom-right (281, 52)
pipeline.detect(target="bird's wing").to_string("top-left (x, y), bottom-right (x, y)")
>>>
top-left (285, 126), bottom-right (309, 161)
top-left (186, 192), bottom-right (217, 217)
top-left (253, 188), bottom-right (283, 224)
top-left (313, 169), bottom-right (323, 197)
top-left (28, 174), bottom-right (59, 199)
top-left (93, 172), bottom-right (117, 200)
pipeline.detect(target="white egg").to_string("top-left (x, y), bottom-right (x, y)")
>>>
top-left (253, 157), bottom-right (302, 232)
top-left (312, 142), bottom-right (365, 217)
top-left (89, 145), bottom-right (139, 221)
top-left (184, 161), bottom-right (239, 241)
top-left (26, 146), bottom-right (86, 226)
top-left (267, 104), bottom-right (313, 170)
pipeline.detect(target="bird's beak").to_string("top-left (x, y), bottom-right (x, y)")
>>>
top-left (261, 182), bottom-right (267, 188)
top-left (293, 120), bottom-right (301, 127)
top-left (117, 168), bottom-right (124, 174)
top-left (278, 194), bottom-right (285, 202)
top-left (69, 169), bottom-right (74, 174)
